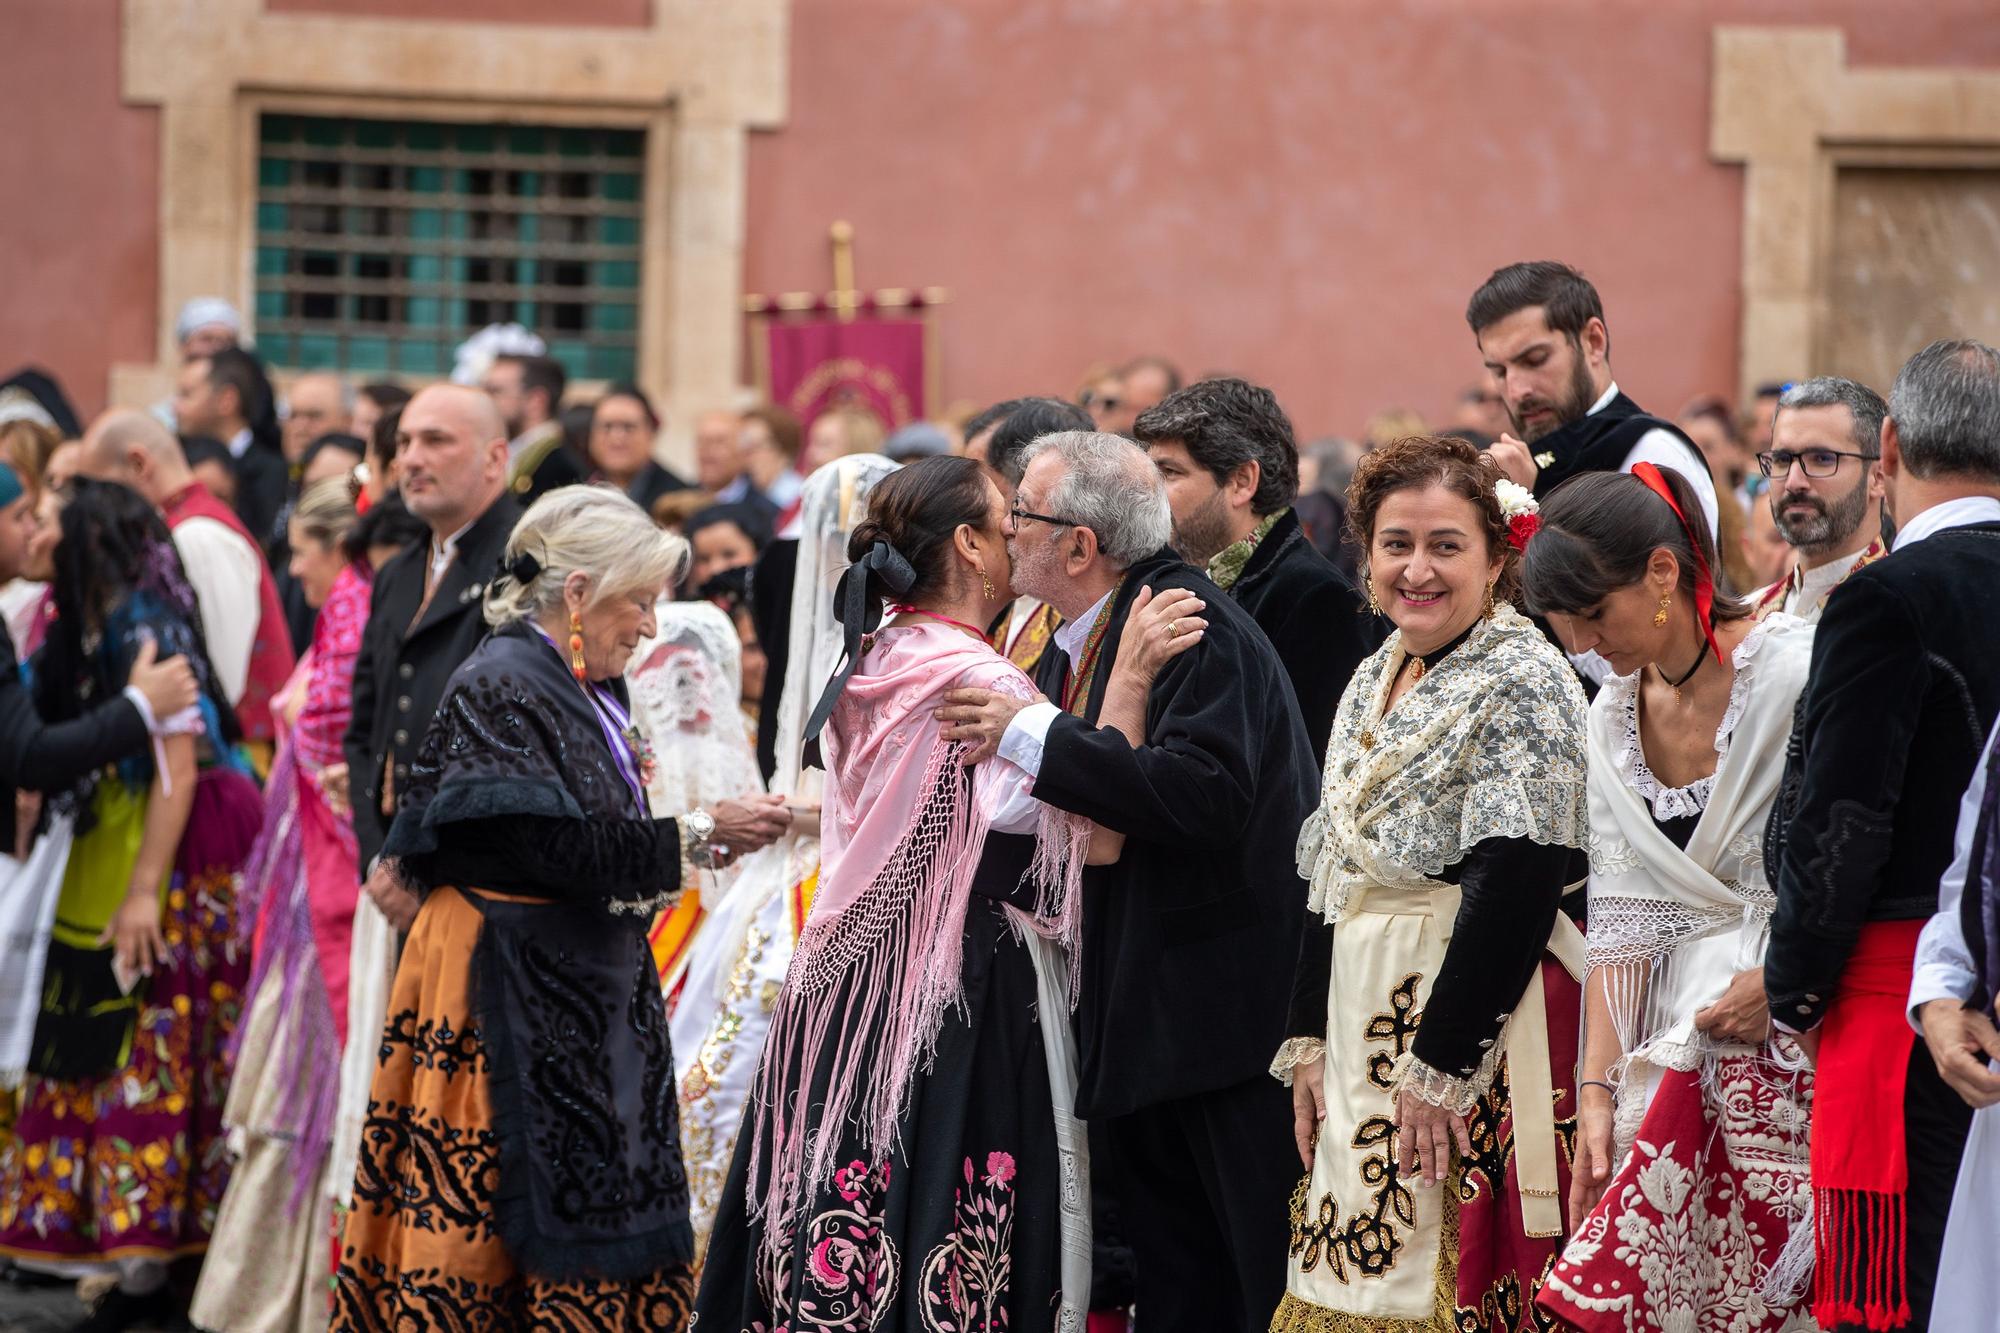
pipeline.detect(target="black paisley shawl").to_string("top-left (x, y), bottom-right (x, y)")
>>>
top-left (381, 619), bottom-right (691, 1282)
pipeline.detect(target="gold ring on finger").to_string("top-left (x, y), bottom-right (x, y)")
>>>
top-left (1169, 619), bottom-right (1180, 637)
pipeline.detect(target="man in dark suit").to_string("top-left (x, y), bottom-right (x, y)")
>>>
top-left (1766, 338), bottom-right (2000, 1332)
top-left (337, 385), bottom-right (517, 928)
top-left (1134, 376), bottom-right (1377, 757)
top-left (173, 347), bottom-right (289, 552)
top-left (940, 430), bottom-right (1318, 1332)
top-left (0, 462), bottom-right (198, 850)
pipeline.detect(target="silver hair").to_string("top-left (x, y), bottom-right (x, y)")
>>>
top-left (485, 483), bottom-right (688, 627)
top-left (1776, 376), bottom-right (1887, 456)
top-left (1020, 429), bottom-right (1172, 566)
top-left (1889, 338), bottom-right (2000, 481)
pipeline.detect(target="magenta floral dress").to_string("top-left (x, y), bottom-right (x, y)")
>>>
top-left (695, 894), bottom-right (1067, 1332)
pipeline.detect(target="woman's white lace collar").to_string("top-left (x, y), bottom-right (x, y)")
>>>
top-left (1605, 617), bottom-right (1778, 821)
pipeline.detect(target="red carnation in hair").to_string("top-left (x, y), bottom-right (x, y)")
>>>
top-left (1507, 511), bottom-right (1541, 552)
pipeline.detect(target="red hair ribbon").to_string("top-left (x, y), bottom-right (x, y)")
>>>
top-left (1631, 462), bottom-right (1723, 666)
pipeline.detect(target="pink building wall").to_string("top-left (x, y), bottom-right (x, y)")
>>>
top-left (5, 0), bottom-right (1997, 434)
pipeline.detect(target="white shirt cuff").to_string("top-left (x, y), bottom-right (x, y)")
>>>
top-left (1908, 961), bottom-right (1978, 1033)
top-left (998, 701), bottom-right (1062, 779)
top-left (121, 685), bottom-right (159, 735)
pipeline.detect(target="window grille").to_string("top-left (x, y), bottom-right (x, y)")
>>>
top-left (254, 114), bottom-right (644, 380)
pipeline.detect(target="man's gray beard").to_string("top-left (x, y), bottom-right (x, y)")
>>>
top-left (1171, 491), bottom-right (1234, 567)
top-left (1773, 476), bottom-right (1871, 556)
top-left (1512, 354), bottom-right (1599, 445)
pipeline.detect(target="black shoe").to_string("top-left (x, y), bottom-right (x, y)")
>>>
top-left (0, 1258), bottom-right (66, 1287)
top-left (68, 1285), bottom-right (176, 1333)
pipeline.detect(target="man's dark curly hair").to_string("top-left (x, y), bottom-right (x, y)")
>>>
top-left (1131, 376), bottom-right (1299, 515)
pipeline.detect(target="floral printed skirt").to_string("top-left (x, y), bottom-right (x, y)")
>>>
top-left (695, 897), bottom-right (1068, 1332)
top-left (1536, 1056), bottom-right (1815, 1333)
top-left (0, 770), bottom-right (257, 1264)
top-left (330, 886), bottom-right (694, 1332)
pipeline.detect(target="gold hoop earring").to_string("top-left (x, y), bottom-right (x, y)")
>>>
top-left (1653, 593), bottom-right (1671, 627)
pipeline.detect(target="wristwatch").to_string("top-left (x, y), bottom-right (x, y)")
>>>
top-left (683, 807), bottom-right (717, 867)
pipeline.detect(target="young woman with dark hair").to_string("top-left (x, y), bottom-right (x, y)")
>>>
top-left (695, 454), bottom-right (1200, 1331)
top-left (0, 477), bottom-right (262, 1332)
top-left (1521, 465), bottom-right (1816, 1333)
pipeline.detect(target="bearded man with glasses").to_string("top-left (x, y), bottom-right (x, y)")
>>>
top-left (1748, 376), bottom-right (1891, 623)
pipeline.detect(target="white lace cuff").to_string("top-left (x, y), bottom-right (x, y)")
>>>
top-left (1387, 1036), bottom-right (1506, 1116)
top-left (1268, 1037), bottom-right (1326, 1087)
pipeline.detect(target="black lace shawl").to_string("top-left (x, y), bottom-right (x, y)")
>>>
top-left (382, 620), bottom-right (691, 1281)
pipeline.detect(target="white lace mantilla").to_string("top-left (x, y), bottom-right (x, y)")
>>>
top-left (1296, 605), bottom-right (1590, 924)
top-left (1600, 615), bottom-right (1781, 821)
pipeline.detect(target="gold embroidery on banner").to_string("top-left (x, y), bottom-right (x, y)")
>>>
top-left (1273, 1178), bottom-right (1460, 1333)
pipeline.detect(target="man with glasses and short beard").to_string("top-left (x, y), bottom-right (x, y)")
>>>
top-left (1748, 376), bottom-right (1890, 623)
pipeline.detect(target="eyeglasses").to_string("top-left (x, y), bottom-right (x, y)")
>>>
top-left (1755, 448), bottom-right (1879, 479)
top-left (1009, 500), bottom-right (1075, 528)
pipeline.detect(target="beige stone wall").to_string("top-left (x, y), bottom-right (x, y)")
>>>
top-left (1713, 27), bottom-right (2000, 398)
top-left (1825, 168), bottom-right (2000, 392)
top-left (114, 0), bottom-right (787, 464)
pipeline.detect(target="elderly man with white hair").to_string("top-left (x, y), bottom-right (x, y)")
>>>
top-left (938, 429), bottom-right (1319, 1333)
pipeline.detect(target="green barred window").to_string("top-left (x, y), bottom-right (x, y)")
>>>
top-left (254, 114), bottom-right (644, 380)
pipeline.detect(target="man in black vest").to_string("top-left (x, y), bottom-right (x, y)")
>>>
top-left (1134, 376), bottom-right (1376, 757)
top-left (336, 384), bottom-right (518, 927)
top-left (1768, 339), bottom-right (2000, 1331)
top-left (1467, 261), bottom-right (1718, 539)
top-left (938, 430), bottom-right (1318, 1332)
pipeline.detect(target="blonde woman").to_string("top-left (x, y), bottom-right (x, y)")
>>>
top-left (329, 486), bottom-right (789, 1330)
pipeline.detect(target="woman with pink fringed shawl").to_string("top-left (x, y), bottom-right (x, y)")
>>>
top-left (694, 456), bottom-right (1205, 1332)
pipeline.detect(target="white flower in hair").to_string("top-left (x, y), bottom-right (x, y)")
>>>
top-left (1494, 477), bottom-right (1538, 519)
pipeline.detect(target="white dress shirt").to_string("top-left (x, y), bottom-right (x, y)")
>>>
top-left (1783, 543), bottom-right (1876, 622)
top-left (170, 517), bottom-right (262, 706)
top-left (429, 516), bottom-right (477, 590)
top-left (225, 427), bottom-right (253, 461)
top-left (1891, 494), bottom-right (2000, 552)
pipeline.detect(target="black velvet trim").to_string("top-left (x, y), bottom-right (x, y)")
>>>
top-left (382, 776), bottom-right (588, 860)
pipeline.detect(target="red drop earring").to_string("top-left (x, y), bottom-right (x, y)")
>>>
top-left (569, 611), bottom-right (587, 681)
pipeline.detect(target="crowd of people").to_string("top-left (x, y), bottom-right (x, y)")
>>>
top-left (0, 258), bottom-right (1993, 1333)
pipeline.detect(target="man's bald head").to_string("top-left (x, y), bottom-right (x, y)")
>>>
top-left (396, 384), bottom-right (510, 535)
top-left (79, 409), bottom-right (191, 507)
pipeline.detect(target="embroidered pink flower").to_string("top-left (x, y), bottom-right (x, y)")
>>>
top-left (985, 1150), bottom-right (1016, 1187)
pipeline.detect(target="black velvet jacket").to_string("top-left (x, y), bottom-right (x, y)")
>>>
top-left (383, 621), bottom-right (690, 1282)
top-left (1766, 520), bottom-right (2000, 1029)
top-left (999, 548), bottom-right (1319, 1118)
top-left (343, 494), bottom-right (518, 870)
top-left (1228, 507), bottom-right (1381, 759)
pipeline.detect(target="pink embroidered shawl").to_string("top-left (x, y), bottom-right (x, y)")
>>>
top-left (748, 621), bottom-right (1088, 1251)
top-left (230, 560), bottom-right (371, 1208)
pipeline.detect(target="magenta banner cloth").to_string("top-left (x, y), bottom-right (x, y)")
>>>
top-left (765, 316), bottom-right (926, 430)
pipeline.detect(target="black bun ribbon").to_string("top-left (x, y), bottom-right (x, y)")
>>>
top-left (505, 549), bottom-right (543, 584)
top-left (801, 540), bottom-right (917, 769)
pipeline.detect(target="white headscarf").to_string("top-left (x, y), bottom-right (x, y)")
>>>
top-left (768, 453), bottom-right (901, 801)
top-left (174, 296), bottom-right (243, 343)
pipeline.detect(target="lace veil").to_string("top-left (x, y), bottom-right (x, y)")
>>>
top-left (768, 453), bottom-right (901, 802)
top-left (627, 598), bottom-right (764, 822)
